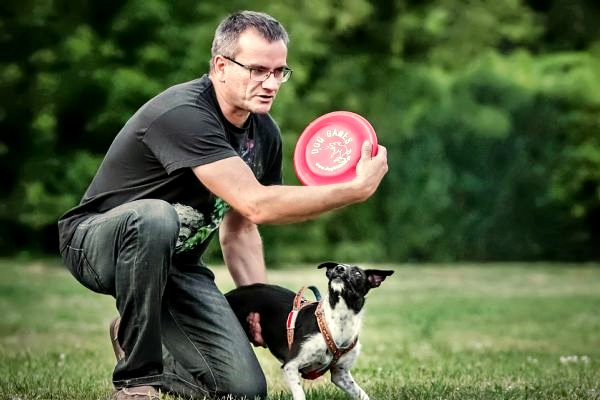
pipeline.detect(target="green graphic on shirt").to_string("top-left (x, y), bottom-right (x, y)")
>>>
top-left (174, 198), bottom-right (230, 253)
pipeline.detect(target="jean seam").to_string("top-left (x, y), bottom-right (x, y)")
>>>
top-left (162, 372), bottom-right (209, 396)
top-left (166, 302), bottom-right (218, 397)
top-left (130, 208), bottom-right (140, 332)
top-left (113, 373), bottom-right (163, 388)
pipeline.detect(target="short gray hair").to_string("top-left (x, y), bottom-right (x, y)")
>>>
top-left (210, 11), bottom-right (289, 70)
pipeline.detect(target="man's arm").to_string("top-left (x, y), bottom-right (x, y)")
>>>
top-left (219, 208), bottom-right (267, 286)
top-left (220, 207), bottom-right (268, 347)
top-left (193, 141), bottom-right (388, 225)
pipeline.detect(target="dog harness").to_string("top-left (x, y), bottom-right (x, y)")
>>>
top-left (286, 286), bottom-right (359, 380)
top-left (286, 286), bottom-right (318, 348)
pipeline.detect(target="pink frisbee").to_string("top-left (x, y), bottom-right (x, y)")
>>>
top-left (293, 111), bottom-right (378, 186)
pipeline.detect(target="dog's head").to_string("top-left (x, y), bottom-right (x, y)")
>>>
top-left (317, 262), bottom-right (394, 311)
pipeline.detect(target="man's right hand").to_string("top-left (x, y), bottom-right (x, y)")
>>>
top-left (354, 141), bottom-right (388, 199)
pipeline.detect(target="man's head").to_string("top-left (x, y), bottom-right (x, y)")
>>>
top-left (211, 11), bottom-right (289, 65)
top-left (210, 11), bottom-right (291, 125)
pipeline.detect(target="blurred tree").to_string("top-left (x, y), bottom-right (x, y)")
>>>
top-left (1, 0), bottom-right (599, 262)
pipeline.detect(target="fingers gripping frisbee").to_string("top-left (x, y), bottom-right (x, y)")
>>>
top-left (293, 111), bottom-right (378, 186)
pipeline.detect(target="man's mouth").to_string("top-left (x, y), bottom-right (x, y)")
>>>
top-left (257, 95), bottom-right (274, 101)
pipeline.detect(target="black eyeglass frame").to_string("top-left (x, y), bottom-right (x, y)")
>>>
top-left (222, 56), bottom-right (293, 83)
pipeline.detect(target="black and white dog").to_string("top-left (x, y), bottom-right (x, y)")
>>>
top-left (225, 262), bottom-right (393, 400)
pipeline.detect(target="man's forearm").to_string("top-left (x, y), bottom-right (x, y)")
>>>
top-left (220, 211), bottom-right (267, 286)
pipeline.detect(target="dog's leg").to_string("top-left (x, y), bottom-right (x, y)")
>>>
top-left (282, 361), bottom-right (306, 400)
top-left (330, 366), bottom-right (369, 400)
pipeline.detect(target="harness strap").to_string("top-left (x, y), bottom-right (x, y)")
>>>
top-left (315, 300), bottom-right (358, 364)
top-left (286, 286), bottom-right (316, 349)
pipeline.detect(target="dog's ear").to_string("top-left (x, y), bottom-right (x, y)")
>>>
top-left (366, 269), bottom-right (394, 288)
top-left (317, 262), bottom-right (339, 270)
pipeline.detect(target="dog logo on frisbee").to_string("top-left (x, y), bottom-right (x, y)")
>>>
top-left (294, 111), bottom-right (377, 185)
top-left (310, 129), bottom-right (353, 172)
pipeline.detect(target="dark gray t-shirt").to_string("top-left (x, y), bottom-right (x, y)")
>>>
top-left (58, 75), bottom-right (282, 258)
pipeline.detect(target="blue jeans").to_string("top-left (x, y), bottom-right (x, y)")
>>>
top-left (60, 199), bottom-right (266, 399)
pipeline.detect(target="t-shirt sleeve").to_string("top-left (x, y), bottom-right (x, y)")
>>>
top-left (143, 105), bottom-right (237, 174)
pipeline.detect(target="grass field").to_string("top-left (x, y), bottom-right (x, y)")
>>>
top-left (1, 259), bottom-right (599, 399)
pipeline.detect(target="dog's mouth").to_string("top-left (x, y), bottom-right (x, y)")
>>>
top-left (329, 275), bottom-right (347, 293)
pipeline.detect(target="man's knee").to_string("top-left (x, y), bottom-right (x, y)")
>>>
top-left (128, 199), bottom-right (179, 248)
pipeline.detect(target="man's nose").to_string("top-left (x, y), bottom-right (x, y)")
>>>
top-left (261, 74), bottom-right (281, 90)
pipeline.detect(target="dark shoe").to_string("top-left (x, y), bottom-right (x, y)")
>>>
top-left (109, 317), bottom-right (126, 361)
top-left (110, 386), bottom-right (160, 400)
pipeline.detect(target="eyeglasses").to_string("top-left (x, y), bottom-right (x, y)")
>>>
top-left (223, 56), bottom-right (293, 83)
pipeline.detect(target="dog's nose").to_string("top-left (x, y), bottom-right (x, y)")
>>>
top-left (334, 264), bottom-right (346, 274)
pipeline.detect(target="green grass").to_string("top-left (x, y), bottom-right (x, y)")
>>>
top-left (1, 259), bottom-right (599, 399)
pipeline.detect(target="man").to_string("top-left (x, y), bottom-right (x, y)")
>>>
top-left (58, 10), bottom-right (387, 400)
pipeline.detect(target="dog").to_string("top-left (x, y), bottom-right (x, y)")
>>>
top-left (225, 262), bottom-right (394, 400)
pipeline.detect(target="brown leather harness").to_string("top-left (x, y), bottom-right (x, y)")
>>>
top-left (286, 286), bottom-right (358, 380)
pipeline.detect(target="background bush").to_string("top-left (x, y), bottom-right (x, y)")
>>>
top-left (1, 0), bottom-right (599, 263)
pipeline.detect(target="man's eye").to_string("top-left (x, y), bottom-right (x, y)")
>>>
top-left (253, 68), bottom-right (269, 75)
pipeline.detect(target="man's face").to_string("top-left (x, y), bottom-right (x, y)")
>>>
top-left (218, 29), bottom-right (288, 118)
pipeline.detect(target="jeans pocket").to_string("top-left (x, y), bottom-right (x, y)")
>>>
top-left (62, 233), bottom-right (110, 295)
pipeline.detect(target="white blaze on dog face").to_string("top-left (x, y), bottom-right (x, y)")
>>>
top-left (331, 280), bottom-right (345, 293)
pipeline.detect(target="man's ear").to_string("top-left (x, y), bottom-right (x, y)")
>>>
top-left (366, 269), bottom-right (394, 288)
top-left (212, 55), bottom-right (228, 82)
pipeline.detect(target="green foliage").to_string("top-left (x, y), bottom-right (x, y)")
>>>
top-left (1, 0), bottom-right (599, 261)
